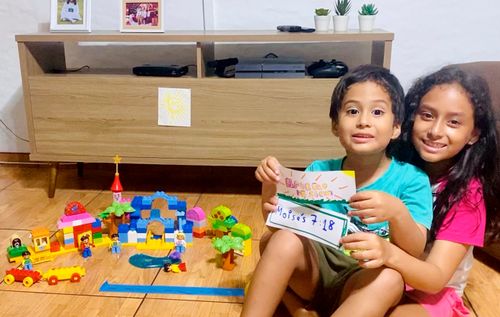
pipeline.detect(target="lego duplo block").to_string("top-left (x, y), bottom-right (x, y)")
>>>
top-left (93, 232), bottom-right (102, 239)
top-left (127, 230), bottom-right (138, 243)
top-left (92, 218), bottom-right (102, 228)
top-left (73, 223), bottom-right (92, 234)
top-left (50, 241), bottom-right (61, 252)
top-left (165, 232), bottom-right (174, 242)
top-left (231, 223), bottom-right (252, 240)
top-left (131, 196), bottom-right (144, 211)
top-left (191, 219), bottom-right (207, 228)
top-left (137, 232), bottom-right (146, 242)
top-left (185, 233), bottom-right (193, 243)
top-left (136, 219), bottom-right (148, 233)
top-left (118, 232), bottom-right (128, 243)
top-left (118, 223), bottom-right (130, 233)
top-left (187, 206), bottom-right (205, 222)
top-left (181, 221), bottom-right (193, 233)
top-left (150, 209), bottom-right (161, 219)
top-left (91, 227), bottom-right (101, 234)
top-left (177, 200), bottom-right (187, 212)
top-left (64, 232), bottom-right (73, 240)
top-left (62, 227), bottom-right (73, 234)
top-left (193, 231), bottom-right (205, 238)
top-left (94, 237), bottom-right (103, 244)
top-left (64, 238), bottom-right (74, 246)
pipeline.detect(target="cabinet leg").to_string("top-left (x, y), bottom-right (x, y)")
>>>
top-left (48, 162), bottom-right (59, 198)
top-left (77, 162), bottom-right (84, 177)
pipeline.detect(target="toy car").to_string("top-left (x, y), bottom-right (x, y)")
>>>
top-left (3, 268), bottom-right (42, 287)
top-left (42, 266), bottom-right (86, 285)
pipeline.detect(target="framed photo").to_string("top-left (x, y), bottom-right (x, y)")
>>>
top-left (120, 0), bottom-right (164, 33)
top-left (50, 0), bottom-right (91, 32)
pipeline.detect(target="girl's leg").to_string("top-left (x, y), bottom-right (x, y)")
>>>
top-left (241, 230), bottom-right (319, 317)
top-left (332, 267), bottom-right (404, 317)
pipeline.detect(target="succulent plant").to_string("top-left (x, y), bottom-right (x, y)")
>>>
top-left (334, 0), bottom-right (351, 16)
top-left (315, 8), bottom-right (331, 16)
top-left (358, 3), bottom-right (378, 15)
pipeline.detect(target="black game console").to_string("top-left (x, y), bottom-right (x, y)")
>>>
top-left (306, 59), bottom-right (349, 78)
top-left (133, 64), bottom-right (189, 77)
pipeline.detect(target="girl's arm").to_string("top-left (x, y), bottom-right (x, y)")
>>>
top-left (341, 233), bottom-right (469, 294)
top-left (387, 239), bottom-right (469, 293)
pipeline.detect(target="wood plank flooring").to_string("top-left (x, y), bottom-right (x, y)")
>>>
top-left (0, 163), bottom-right (498, 317)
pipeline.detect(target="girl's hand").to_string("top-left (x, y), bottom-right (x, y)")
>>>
top-left (340, 232), bottom-right (394, 268)
top-left (255, 156), bottom-right (281, 184)
top-left (348, 191), bottom-right (406, 224)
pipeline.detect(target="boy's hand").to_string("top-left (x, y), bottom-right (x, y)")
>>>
top-left (348, 191), bottom-right (406, 224)
top-left (256, 156), bottom-right (281, 219)
top-left (340, 232), bottom-right (394, 268)
top-left (255, 156), bottom-right (281, 184)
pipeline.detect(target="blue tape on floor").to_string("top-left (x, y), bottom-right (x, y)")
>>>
top-left (99, 281), bottom-right (244, 297)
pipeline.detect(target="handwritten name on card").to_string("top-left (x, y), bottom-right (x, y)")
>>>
top-left (266, 197), bottom-right (350, 249)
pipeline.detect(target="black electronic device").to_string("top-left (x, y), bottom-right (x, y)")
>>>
top-left (132, 64), bottom-right (189, 77)
top-left (306, 59), bottom-right (349, 78)
top-left (206, 57), bottom-right (239, 78)
top-left (277, 25), bottom-right (315, 33)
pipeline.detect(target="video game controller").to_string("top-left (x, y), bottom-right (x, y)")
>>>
top-left (306, 59), bottom-right (349, 78)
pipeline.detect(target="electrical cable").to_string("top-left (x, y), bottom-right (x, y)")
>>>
top-left (0, 119), bottom-right (29, 142)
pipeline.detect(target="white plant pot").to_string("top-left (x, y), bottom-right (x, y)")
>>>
top-left (333, 15), bottom-right (349, 32)
top-left (358, 15), bottom-right (375, 32)
top-left (314, 15), bottom-right (331, 32)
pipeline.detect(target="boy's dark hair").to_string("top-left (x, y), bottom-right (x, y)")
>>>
top-left (22, 251), bottom-right (31, 256)
top-left (329, 64), bottom-right (405, 125)
top-left (394, 66), bottom-right (500, 244)
top-left (111, 233), bottom-right (119, 238)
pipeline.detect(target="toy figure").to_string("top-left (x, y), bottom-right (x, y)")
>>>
top-left (109, 233), bottom-right (121, 256)
top-left (11, 235), bottom-right (22, 248)
top-left (174, 230), bottom-right (186, 253)
top-left (22, 251), bottom-right (33, 270)
top-left (80, 235), bottom-right (93, 259)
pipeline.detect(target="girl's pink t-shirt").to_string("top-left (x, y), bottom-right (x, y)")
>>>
top-left (435, 178), bottom-right (486, 247)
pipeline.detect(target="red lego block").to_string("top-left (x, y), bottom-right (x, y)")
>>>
top-left (50, 241), bottom-right (61, 252)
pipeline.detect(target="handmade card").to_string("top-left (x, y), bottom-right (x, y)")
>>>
top-left (158, 87), bottom-right (191, 127)
top-left (266, 166), bottom-right (356, 249)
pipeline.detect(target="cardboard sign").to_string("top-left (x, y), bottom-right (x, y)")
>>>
top-left (266, 166), bottom-right (356, 249)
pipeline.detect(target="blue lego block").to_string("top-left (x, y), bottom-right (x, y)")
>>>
top-left (129, 219), bottom-right (138, 230)
top-left (136, 219), bottom-right (148, 233)
top-left (185, 233), bottom-right (193, 243)
top-left (182, 221), bottom-right (193, 233)
top-left (92, 218), bottom-right (102, 228)
top-left (141, 196), bottom-right (152, 209)
top-left (131, 196), bottom-right (144, 211)
top-left (118, 223), bottom-right (130, 233)
top-left (150, 209), bottom-right (161, 219)
top-left (177, 217), bottom-right (186, 230)
top-left (177, 200), bottom-right (187, 212)
top-left (118, 232), bottom-right (128, 243)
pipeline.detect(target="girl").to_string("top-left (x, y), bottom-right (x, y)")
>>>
top-left (342, 66), bottom-right (500, 317)
top-left (60, 0), bottom-right (82, 24)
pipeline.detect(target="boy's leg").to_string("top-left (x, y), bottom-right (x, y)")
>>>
top-left (332, 267), bottom-right (404, 317)
top-left (241, 230), bottom-right (319, 317)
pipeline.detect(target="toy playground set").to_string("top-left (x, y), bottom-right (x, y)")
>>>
top-left (4, 156), bottom-right (252, 294)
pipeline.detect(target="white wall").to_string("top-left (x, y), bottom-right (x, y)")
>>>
top-left (1, 0), bottom-right (499, 153)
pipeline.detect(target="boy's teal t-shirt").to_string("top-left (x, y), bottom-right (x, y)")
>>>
top-left (305, 157), bottom-right (433, 238)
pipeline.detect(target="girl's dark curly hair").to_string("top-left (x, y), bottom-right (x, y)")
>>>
top-left (393, 66), bottom-right (500, 244)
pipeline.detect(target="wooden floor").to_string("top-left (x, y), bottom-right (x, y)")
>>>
top-left (0, 163), bottom-right (498, 317)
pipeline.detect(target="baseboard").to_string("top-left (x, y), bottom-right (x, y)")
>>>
top-left (0, 152), bottom-right (31, 162)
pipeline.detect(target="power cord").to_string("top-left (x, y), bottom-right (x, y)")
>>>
top-left (0, 119), bottom-right (29, 142)
top-left (51, 65), bottom-right (90, 73)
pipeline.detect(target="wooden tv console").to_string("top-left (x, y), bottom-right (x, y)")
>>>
top-left (15, 30), bottom-right (393, 197)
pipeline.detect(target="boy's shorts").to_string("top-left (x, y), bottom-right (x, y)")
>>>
top-left (308, 241), bottom-right (361, 316)
top-left (405, 285), bottom-right (470, 317)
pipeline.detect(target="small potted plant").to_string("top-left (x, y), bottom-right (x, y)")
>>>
top-left (333, 0), bottom-right (351, 32)
top-left (358, 3), bottom-right (378, 32)
top-left (314, 8), bottom-right (331, 32)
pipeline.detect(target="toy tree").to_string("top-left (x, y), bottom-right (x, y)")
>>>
top-left (208, 205), bottom-right (237, 237)
top-left (212, 235), bottom-right (243, 271)
top-left (98, 201), bottom-right (135, 235)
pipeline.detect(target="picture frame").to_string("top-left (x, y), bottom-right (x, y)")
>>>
top-left (50, 0), bottom-right (91, 32)
top-left (120, 0), bottom-right (164, 33)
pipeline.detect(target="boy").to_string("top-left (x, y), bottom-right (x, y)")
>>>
top-left (242, 65), bottom-right (433, 317)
